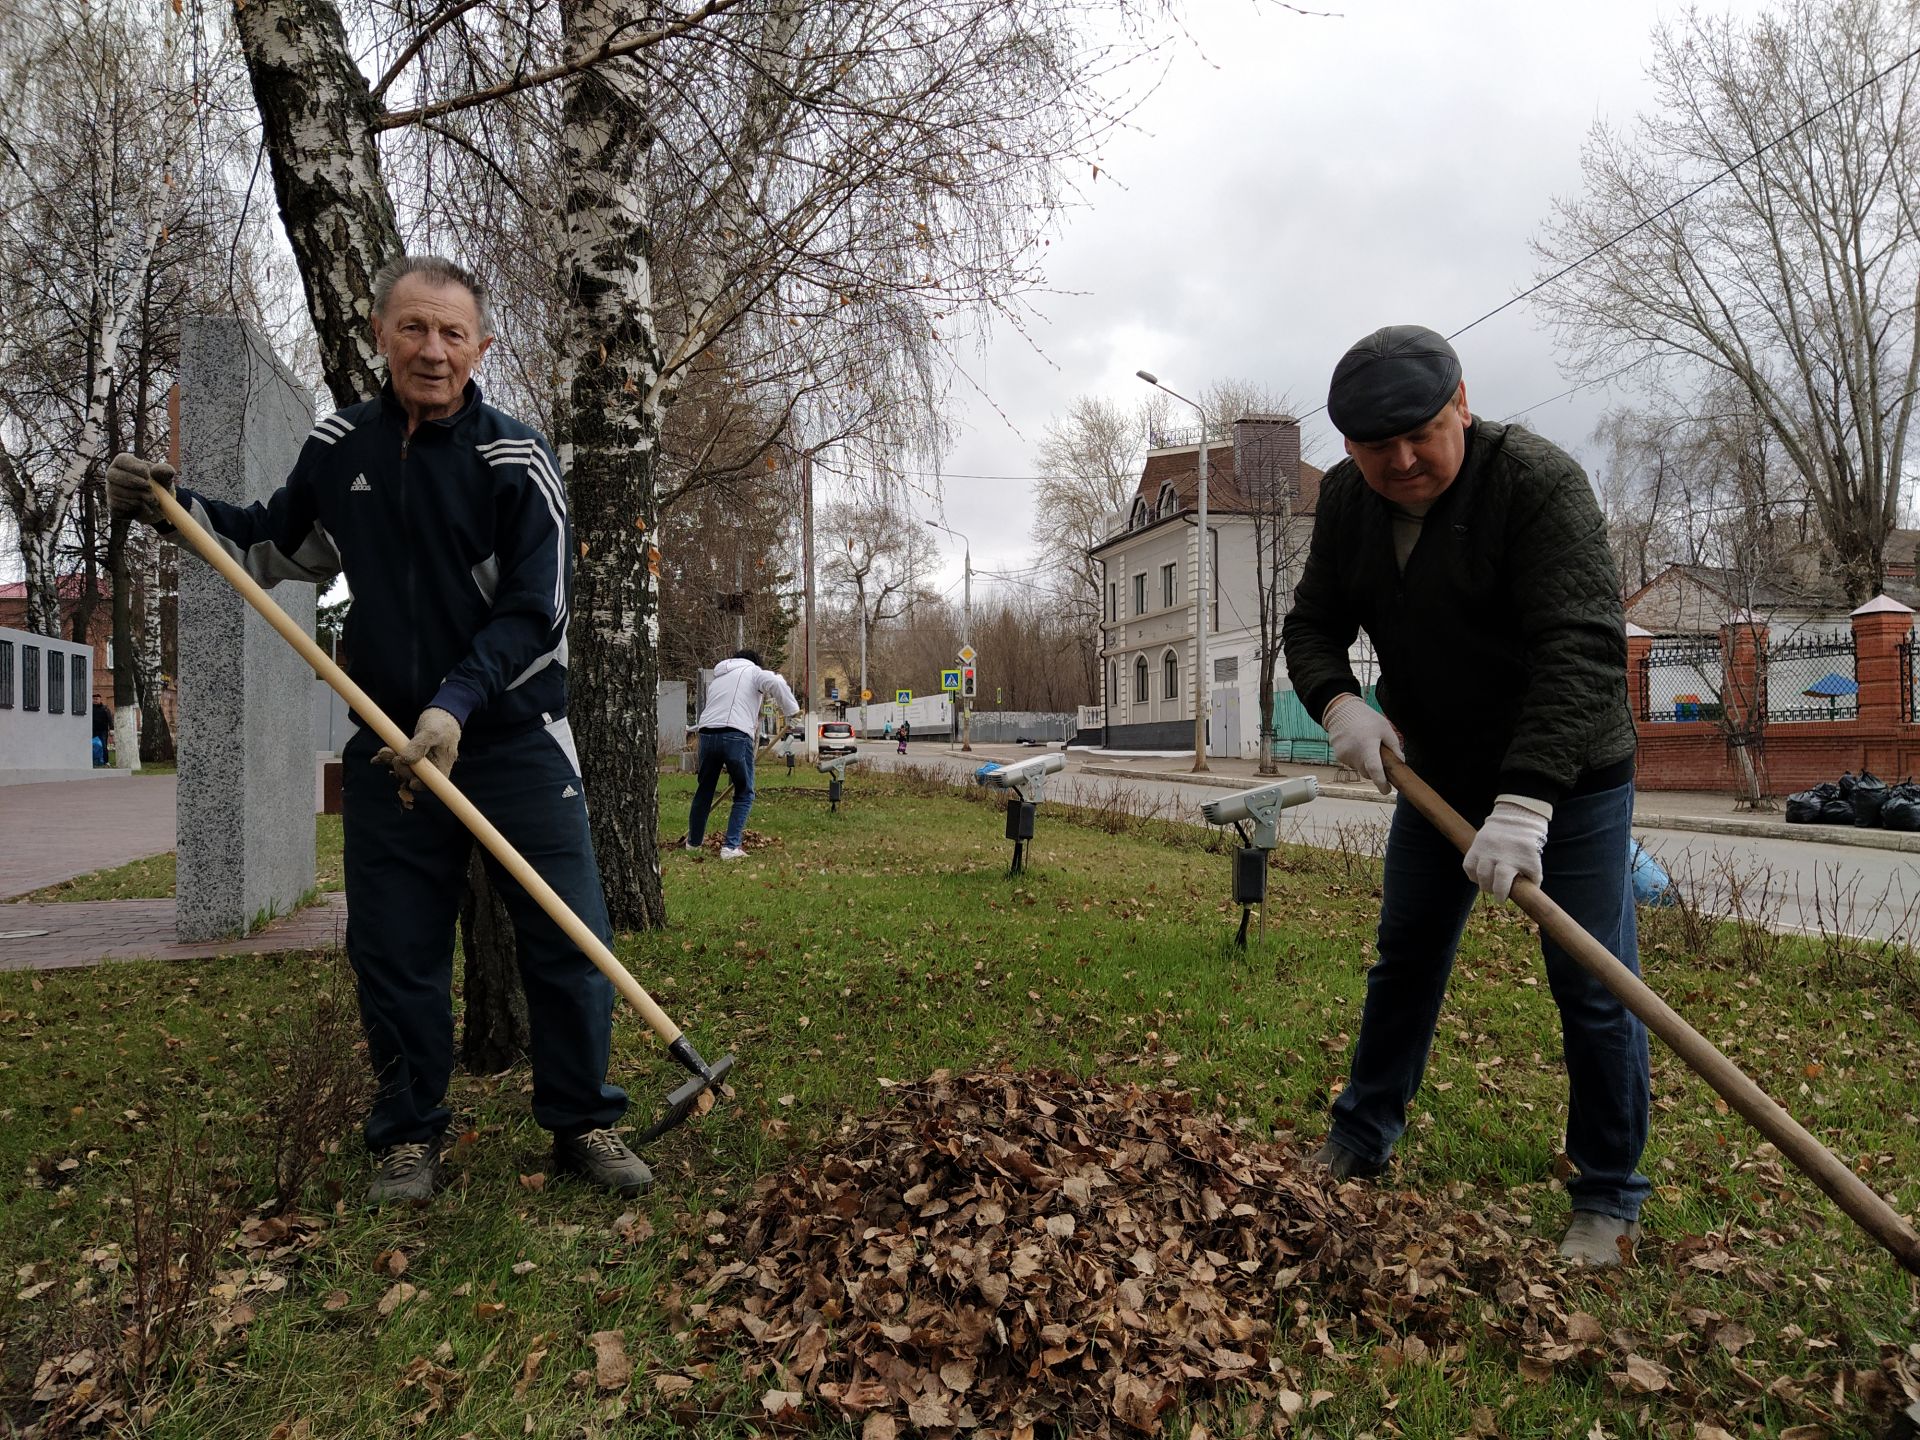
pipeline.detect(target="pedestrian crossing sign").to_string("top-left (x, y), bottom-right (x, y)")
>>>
top-left (941, 669), bottom-right (962, 691)
top-left (895, 689), bottom-right (911, 703)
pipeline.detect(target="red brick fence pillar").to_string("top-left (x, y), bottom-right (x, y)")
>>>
top-left (1853, 594), bottom-right (1914, 775)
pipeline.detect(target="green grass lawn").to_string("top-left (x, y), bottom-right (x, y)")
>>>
top-left (20, 815), bottom-right (345, 902)
top-left (3, 772), bottom-right (1918, 1438)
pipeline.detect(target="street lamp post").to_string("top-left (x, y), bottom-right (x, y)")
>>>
top-left (925, 518), bottom-right (973, 753)
top-left (1136, 370), bottom-right (1209, 773)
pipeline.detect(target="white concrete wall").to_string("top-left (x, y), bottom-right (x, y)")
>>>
top-left (0, 625), bottom-right (94, 775)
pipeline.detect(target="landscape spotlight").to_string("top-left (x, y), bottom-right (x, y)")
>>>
top-left (1199, 777), bottom-right (1319, 945)
top-left (975, 753), bottom-right (1068, 874)
top-left (816, 753), bottom-right (858, 811)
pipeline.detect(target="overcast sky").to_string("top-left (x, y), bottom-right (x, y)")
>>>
top-left (1, 0), bottom-right (1774, 601)
top-left (908, 0), bottom-right (1774, 598)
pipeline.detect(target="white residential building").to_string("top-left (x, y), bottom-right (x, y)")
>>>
top-left (1090, 416), bottom-right (1326, 757)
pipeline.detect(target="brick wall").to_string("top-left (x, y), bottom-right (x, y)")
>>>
top-left (1628, 598), bottom-right (1920, 791)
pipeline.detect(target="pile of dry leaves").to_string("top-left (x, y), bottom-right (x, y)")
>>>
top-left (673, 1068), bottom-right (1917, 1438)
top-left (674, 1068), bottom-right (1526, 1436)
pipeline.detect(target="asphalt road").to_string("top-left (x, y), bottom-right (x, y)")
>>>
top-left (864, 746), bottom-right (1920, 944)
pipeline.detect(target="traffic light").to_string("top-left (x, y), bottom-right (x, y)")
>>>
top-left (962, 666), bottom-right (976, 698)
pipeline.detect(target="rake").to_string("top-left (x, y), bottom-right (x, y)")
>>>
top-left (156, 480), bottom-right (733, 1145)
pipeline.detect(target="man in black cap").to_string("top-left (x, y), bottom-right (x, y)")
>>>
top-left (1281, 324), bottom-right (1647, 1266)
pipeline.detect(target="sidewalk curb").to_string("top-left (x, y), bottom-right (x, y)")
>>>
top-left (1079, 764), bottom-right (1920, 855)
top-left (1629, 812), bottom-right (1920, 854)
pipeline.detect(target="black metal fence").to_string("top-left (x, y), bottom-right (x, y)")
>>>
top-left (1765, 632), bottom-right (1856, 722)
top-left (1640, 636), bottom-right (1726, 722)
top-left (1904, 632), bottom-right (1918, 724)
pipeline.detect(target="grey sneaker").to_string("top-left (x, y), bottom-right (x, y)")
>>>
top-left (368, 1139), bottom-right (442, 1205)
top-left (1558, 1210), bottom-right (1642, 1267)
top-left (719, 845), bottom-right (747, 861)
top-left (554, 1127), bottom-right (654, 1195)
top-left (1310, 1138), bottom-right (1388, 1181)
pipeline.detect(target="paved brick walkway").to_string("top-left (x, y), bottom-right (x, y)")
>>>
top-left (0, 893), bottom-right (348, 972)
top-left (0, 774), bottom-right (180, 899)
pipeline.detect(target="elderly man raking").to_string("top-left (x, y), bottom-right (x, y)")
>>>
top-left (108, 256), bottom-right (655, 1204)
top-left (1282, 324), bottom-right (1648, 1266)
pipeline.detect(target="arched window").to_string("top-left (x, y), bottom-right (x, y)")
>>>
top-left (1134, 656), bottom-right (1150, 703)
top-left (1129, 498), bottom-right (1150, 530)
top-left (1107, 661), bottom-right (1118, 706)
top-left (1157, 482), bottom-right (1178, 518)
top-left (1163, 650), bottom-right (1179, 700)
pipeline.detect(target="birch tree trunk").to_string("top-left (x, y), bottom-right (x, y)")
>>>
top-left (133, 530), bottom-right (175, 763)
top-left (230, 0), bottom-right (401, 404)
top-left (13, 223), bottom-right (158, 636)
top-left (557, 0), bottom-right (666, 930)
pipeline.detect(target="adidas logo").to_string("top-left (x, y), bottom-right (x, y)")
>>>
top-left (561, 783), bottom-right (578, 798)
top-left (350, 474), bottom-right (372, 492)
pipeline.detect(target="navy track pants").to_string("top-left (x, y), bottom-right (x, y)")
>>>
top-left (342, 719), bottom-right (626, 1151)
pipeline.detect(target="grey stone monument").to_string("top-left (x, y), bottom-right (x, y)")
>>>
top-left (175, 318), bottom-right (319, 941)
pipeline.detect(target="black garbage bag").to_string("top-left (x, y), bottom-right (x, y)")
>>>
top-left (1853, 770), bottom-right (1890, 827)
top-left (1882, 782), bottom-right (1920, 832)
top-left (1786, 781), bottom-right (1839, 825)
top-left (1838, 770), bottom-right (1859, 799)
top-left (1821, 795), bottom-right (1857, 823)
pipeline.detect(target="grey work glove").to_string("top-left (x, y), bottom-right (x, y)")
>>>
top-left (1323, 693), bottom-right (1403, 794)
top-left (105, 453), bottom-right (176, 527)
top-left (372, 706), bottom-right (462, 809)
top-left (1463, 799), bottom-right (1551, 901)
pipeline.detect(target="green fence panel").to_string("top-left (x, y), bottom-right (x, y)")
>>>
top-left (1268, 685), bottom-right (1380, 763)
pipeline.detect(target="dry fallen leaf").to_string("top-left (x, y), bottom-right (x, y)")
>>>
top-left (519, 1173), bottom-right (546, 1192)
top-left (589, 1330), bottom-right (632, 1392)
top-left (1623, 1354), bottom-right (1670, 1393)
top-left (376, 1282), bottom-right (417, 1317)
top-left (320, 1289), bottom-right (350, 1312)
top-left (762, 1388), bottom-right (806, 1419)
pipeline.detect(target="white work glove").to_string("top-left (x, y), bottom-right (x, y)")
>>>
top-left (105, 453), bottom-right (176, 527)
top-left (372, 706), bottom-right (462, 809)
top-left (1322, 693), bottom-right (1403, 794)
top-left (1463, 798), bottom-right (1551, 901)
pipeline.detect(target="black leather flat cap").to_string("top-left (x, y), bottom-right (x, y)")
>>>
top-left (1326, 325), bottom-right (1462, 442)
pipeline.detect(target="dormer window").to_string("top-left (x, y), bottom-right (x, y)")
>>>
top-left (1157, 482), bottom-right (1178, 518)
top-left (1129, 498), bottom-right (1150, 531)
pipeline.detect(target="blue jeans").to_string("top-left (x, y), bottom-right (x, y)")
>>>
top-left (686, 728), bottom-right (756, 848)
top-left (1328, 781), bottom-right (1651, 1220)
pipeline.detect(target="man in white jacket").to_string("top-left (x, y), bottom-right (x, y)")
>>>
top-left (686, 649), bottom-right (802, 859)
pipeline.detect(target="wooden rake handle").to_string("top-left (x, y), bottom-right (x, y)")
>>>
top-left (1383, 749), bottom-right (1920, 1276)
top-left (154, 481), bottom-right (686, 1047)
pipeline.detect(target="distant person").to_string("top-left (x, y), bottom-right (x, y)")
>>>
top-left (1282, 324), bottom-right (1646, 1267)
top-left (91, 699), bottom-right (112, 767)
top-left (883, 719), bottom-right (893, 739)
top-left (896, 720), bottom-right (910, 755)
top-left (686, 648), bottom-right (801, 859)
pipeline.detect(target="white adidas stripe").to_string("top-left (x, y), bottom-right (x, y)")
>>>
top-left (310, 413), bottom-right (356, 445)
top-left (475, 438), bottom-right (568, 618)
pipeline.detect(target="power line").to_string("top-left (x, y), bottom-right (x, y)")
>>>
top-left (1501, 358), bottom-right (1653, 423)
top-left (1445, 37), bottom-right (1920, 346)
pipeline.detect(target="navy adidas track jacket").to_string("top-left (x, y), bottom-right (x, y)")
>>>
top-left (170, 381), bottom-right (572, 740)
